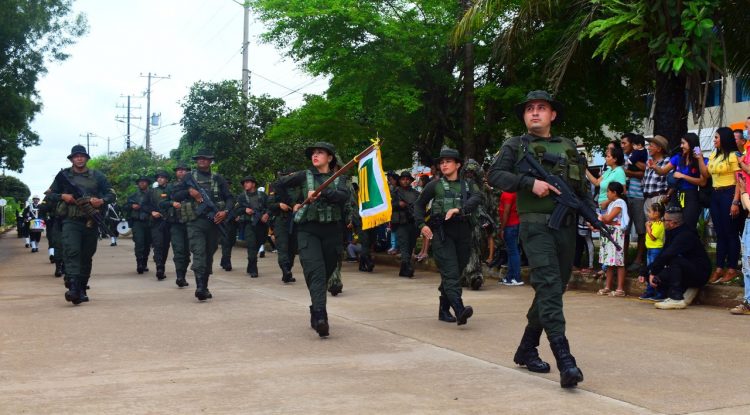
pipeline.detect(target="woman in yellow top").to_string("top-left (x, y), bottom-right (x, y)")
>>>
top-left (706, 127), bottom-right (742, 284)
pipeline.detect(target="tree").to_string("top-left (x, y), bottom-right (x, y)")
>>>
top-left (0, 0), bottom-right (88, 172)
top-left (88, 148), bottom-right (170, 203)
top-left (0, 175), bottom-right (31, 202)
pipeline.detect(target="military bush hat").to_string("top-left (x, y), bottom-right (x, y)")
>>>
top-left (173, 162), bottom-right (190, 172)
top-left (305, 141), bottom-right (338, 168)
top-left (67, 144), bottom-right (90, 160)
top-left (514, 90), bottom-right (564, 124)
top-left (155, 170), bottom-right (170, 179)
top-left (136, 175), bottom-right (153, 184)
top-left (240, 175), bottom-right (258, 185)
top-left (191, 148), bottom-right (215, 160)
top-left (436, 147), bottom-right (463, 164)
top-left (398, 171), bottom-right (415, 182)
top-left (646, 135), bottom-right (669, 153)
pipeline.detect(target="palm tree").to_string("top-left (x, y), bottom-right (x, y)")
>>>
top-left (456, 0), bottom-right (750, 149)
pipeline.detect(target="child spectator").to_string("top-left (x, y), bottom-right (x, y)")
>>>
top-left (597, 182), bottom-right (629, 297)
top-left (639, 203), bottom-right (666, 301)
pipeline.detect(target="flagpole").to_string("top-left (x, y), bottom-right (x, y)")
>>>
top-left (301, 139), bottom-right (381, 206)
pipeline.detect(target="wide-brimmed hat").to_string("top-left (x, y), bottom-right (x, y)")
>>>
top-left (67, 144), bottom-right (90, 160)
top-left (646, 135), bottom-right (669, 153)
top-left (173, 162), bottom-right (191, 172)
top-left (240, 175), bottom-right (258, 185)
top-left (398, 171), bottom-right (415, 182)
top-left (155, 170), bottom-right (169, 179)
top-left (135, 175), bottom-right (152, 184)
top-left (514, 90), bottom-right (565, 124)
top-left (436, 147), bottom-right (462, 164)
top-left (304, 141), bottom-right (337, 168)
top-left (191, 148), bottom-right (215, 160)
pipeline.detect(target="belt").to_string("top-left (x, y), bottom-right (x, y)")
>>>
top-left (714, 185), bottom-right (735, 191)
top-left (644, 191), bottom-right (667, 198)
top-left (520, 212), bottom-right (574, 226)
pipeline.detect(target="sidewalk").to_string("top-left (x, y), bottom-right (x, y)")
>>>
top-left (1, 232), bottom-right (749, 414)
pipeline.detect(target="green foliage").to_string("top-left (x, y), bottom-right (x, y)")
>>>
top-left (0, 175), bottom-right (31, 203)
top-left (0, 0), bottom-right (88, 172)
top-left (0, 197), bottom-right (22, 226)
top-left (88, 148), bottom-right (170, 204)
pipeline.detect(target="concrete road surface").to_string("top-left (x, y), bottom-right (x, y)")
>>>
top-left (1, 233), bottom-right (749, 414)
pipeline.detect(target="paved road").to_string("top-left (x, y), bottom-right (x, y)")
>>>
top-left (1, 231), bottom-right (749, 414)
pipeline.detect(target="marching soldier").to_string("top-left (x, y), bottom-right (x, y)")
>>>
top-left (267, 169), bottom-right (299, 283)
top-left (220, 178), bottom-right (238, 271)
top-left (233, 175), bottom-right (269, 278)
top-left (160, 162), bottom-right (192, 288)
top-left (461, 159), bottom-right (489, 290)
top-left (22, 195), bottom-right (43, 253)
top-left (170, 149), bottom-right (233, 301)
top-left (327, 157), bottom-right (351, 296)
top-left (144, 171), bottom-right (171, 280)
top-left (46, 144), bottom-right (115, 305)
top-left (487, 90), bottom-right (587, 388)
top-left (413, 147), bottom-right (482, 326)
top-left (273, 142), bottom-right (350, 337)
top-left (39, 194), bottom-right (62, 272)
top-left (391, 171), bottom-right (420, 278)
top-left (124, 176), bottom-right (153, 274)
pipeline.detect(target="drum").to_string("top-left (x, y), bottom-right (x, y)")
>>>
top-left (29, 218), bottom-right (46, 232)
top-left (116, 220), bottom-right (131, 236)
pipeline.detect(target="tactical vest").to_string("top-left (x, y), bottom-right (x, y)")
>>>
top-left (515, 135), bottom-right (582, 214)
top-left (238, 192), bottom-right (263, 223)
top-left (181, 171), bottom-right (226, 222)
top-left (431, 178), bottom-right (466, 216)
top-left (55, 169), bottom-right (103, 219)
top-left (294, 170), bottom-right (342, 224)
top-left (391, 187), bottom-right (418, 224)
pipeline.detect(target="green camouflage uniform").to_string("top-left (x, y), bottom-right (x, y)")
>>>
top-left (161, 179), bottom-right (191, 286)
top-left (124, 186), bottom-right (153, 273)
top-left (267, 181), bottom-right (300, 282)
top-left (144, 182), bottom-right (171, 279)
top-left (233, 187), bottom-right (269, 277)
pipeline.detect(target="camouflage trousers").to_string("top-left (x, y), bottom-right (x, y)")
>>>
top-left (460, 223), bottom-right (484, 287)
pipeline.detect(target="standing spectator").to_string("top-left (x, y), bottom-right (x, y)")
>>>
top-left (705, 127), bottom-right (741, 284)
top-left (621, 133), bottom-right (648, 271)
top-left (585, 146), bottom-right (626, 209)
top-left (498, 191), bottom-right (523, 286)
top-left (597, 182), bottom-right (629, 297)
top-left (732, 174), bottom-right (750, 314)
top-left (639, 203), bottom-right (666, 301)
top-left (648, 133), bottom-right (707, 230)
top-left (642, 135), bottom-right (671, 213)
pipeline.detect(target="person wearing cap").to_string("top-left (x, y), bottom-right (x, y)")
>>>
top-left (22, 195), bottom-right (43, 253)
top-left (487, 90), bottom-right (587, 388)
top-left (413, 147), bottom-right (482, 327)
top-left (232, 175), bottom-right (269, 278)
top-left (391, 171), bottom-right (420, 278)
top-left (160, 162), bottom-right (192, 288)
top-left (124, 175), bottom-right (154, 275)
top-left (46, 144), bottom-right (115, 305)
top-left (142, 170), bottom-right (172, 280)
top-left (267, 168), bottom-right (300, 283)
top-left (272, 141), bottom-right (350, 337)
top-left (170, 149), bottom-right (234, 301)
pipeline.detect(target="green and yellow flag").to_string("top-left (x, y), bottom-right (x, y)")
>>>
top-left (358, 139), bottom-right (391, 230)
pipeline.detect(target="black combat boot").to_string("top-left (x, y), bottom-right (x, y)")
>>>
top-left (247, 260), bottom-right (258, 278)
top-left (450, 297), bottom-right (474, 326)
top-left (513, 327), bottom-right (551, 373)
top-left (549, 335), bottom-right (584, 388)
top-left (204, 274), bottom-right (213, 299)
top-left (64, 279), bottom-right (83, 305)
top-left (328, 283), bottom-right (343, 296)
top-left (358, 256), bottom-right (368, 272)
top-left (312, 307), bottom-right (329, 337)
top-left (366, 255), bottom-right (375, 272)
top-left (136, 257), bottom-right (144, 274)
top-left (194, 274), bottom-right (209, 301)
top-left (156, 265), bottom-right (166, 280)
top-left (49, 254), bottom-right (55, 264)
top-left (438, 295), bottom-right (457, 323)
top-left (221, 256), bottom-right (233, 271)
top-left (470, 276), bottom-right (484, 291)
top-left (398, 262), bottom-right (413, 278)
top-left (80, 277), bottom-right (90, 303)
top-left (54, 260), bottom-right (63, 277)
top-left (259, 250), bottom-right (265, 258)
top-left (175, 270), bottom-right (189, 287)
top-left (281, 265), bottom-right (295, 283)
top-left (309, 306), bottom-right (316, 329)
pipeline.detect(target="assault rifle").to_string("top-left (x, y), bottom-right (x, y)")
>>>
top-left (54, 170), bottom-right (110, 238)
top-left (517, 141), bottom-right (622, 251)
top-left (182, 173), bottom-right (228, 239)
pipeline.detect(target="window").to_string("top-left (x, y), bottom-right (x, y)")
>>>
top-left (736, 79), bottom-right (750, 103)
top-left (705, 80), bottom-right (722, 107)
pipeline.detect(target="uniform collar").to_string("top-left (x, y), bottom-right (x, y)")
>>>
top-left (527, 133), bottom-right (561, 142)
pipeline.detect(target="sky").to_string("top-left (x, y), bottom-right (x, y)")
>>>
top-left (8, 0), bottom-right (328, 199)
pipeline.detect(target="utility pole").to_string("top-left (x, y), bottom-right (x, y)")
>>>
top-left (241, 1), bottom-right (251, 97)
top-left (140, 72), bottom-right (170, 151)
top-left (116, 95), bottom-right (142, 149)
top-left (79, 132), bottom-right (97, 155)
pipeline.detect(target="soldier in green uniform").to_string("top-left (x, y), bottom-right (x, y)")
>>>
top-left (123, 176), bottom-right (153, 274)
top-left (267, 169), bottom-right (298, 283)
top-left (220, 178), bottom-right (238, 271)
top-left (273, 142), bottom-right (350, 337)
top-left (144, 171), bottom-right (171, 280)
top-left (487, 90), bottom-right (587, 388)
top-left (160, 163), bottom-right (192, 288)
top-left (233, 175), bottom-right (269, 278)
top-left (327, 157), bottom-right (351, 296)
top-left (413, 147), bottom-right (482, 326)
top-left (46, 145), bottom-right (115, 305)
top-left (39, 194), bottom-right (64, 276)
top-left (391, 171), bottom-right (420, 278)
top-left (460, 159), bottom-right (490, 290)
top-left (170, 149), bottom-right (234, 301)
